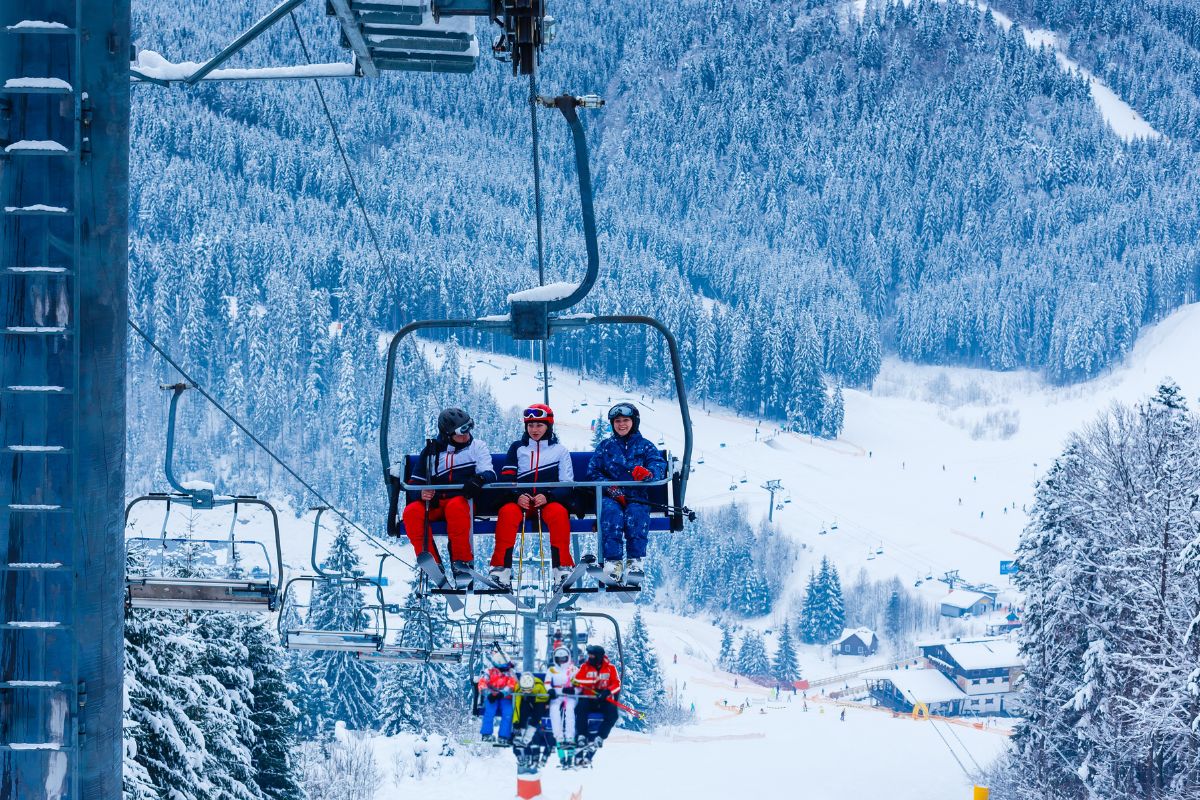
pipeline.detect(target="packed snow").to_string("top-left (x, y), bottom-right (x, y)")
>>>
top-left (5, 140), bottom-right (68, 153)
top-left (130, 49), bottom-right (356, 82)
top-left (507, 282), bottom-right (581, 303)
top-left (3, 77), bottom-right (71, 90)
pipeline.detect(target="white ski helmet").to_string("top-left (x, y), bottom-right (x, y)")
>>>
top-left (553, 646), bottom-right (570, 664)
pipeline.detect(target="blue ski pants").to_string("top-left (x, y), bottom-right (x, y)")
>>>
top-left (600, 497), bottom-right (649, 560)
top-left (481, 695), bottom-right (513, 739)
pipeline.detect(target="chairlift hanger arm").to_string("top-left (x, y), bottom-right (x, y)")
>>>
top-left (184, 0), bottom-right (312, 85)
top-left (551, 314), bottom-right (693, 503)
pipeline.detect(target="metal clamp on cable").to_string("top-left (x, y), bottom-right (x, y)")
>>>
top-left (535, 93), bottom-right (605, 110)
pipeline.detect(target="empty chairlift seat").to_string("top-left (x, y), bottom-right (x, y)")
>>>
top-left (329, 1), bottom-right (480, 74)
top-left (124, 495), bottom-right (283, 613)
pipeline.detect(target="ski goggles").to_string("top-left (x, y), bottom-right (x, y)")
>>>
top-left (450, 419), bottom-right (474, 436)
top-left (608, 403), bottom-right (636, 420)
top-left (523, 406), bottom-right (552, 420)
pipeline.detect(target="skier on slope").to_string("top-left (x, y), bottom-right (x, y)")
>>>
top-left (572, 644), bottom-right (622, 765)
top-left (587, 402), bottom-right (666, 583)
top-left (399, 408), bottom-right (495, 580)
top-left (545, 646), bottom-right (578, 751)
top-left (477, 652), bottom-right (518, 744)
top-left (489, 404), bottom-right (577, 591)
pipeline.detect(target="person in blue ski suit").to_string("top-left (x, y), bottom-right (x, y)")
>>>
top-left (587, 402), bottom-right (666, 583)
top-left (476, 654), bottom-right (518, 743)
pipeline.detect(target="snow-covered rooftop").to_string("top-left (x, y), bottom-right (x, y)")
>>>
top-left (865, 669), bottom-right (965, 705)
top-left (835, 627), bottom-right (876, 646)
top-left (942, 639), bottom-right (1022, 671)
top-left (940, 589), bottom-right (992, 609)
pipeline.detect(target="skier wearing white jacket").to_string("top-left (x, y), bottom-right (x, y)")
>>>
top-left (545, 646), bottom-right (577, 743)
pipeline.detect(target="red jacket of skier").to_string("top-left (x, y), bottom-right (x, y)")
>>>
top-left (477, 667), bottom-right (518, 694)
top-left (573, 658), bottom-right (621, 697)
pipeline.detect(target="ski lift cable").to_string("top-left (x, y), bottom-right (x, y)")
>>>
top-left (941, 717), bottom-right (984, 773)
top-left (128, 319), bottom-right (415, 570)
top-left (925, 715), bottom-right (974, 781)
top-left (287, 13), bottom-right (401, 307)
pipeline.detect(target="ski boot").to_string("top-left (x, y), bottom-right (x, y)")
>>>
top-left (552, 566), bottom-right (573, 592)
top-left (624, 558), bottom-right (645, 586)
top-left (480, 734), bottom-right (495, 744)
top-left (556, 742), bottom-right (576, 769)
top-left (489, 566), bottom-right (512, 591)
top-left (602, 559), bottom-right (624, 583)
top-left (451, 561), bottom-right (474, 589)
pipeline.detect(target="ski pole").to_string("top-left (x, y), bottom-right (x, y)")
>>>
top-left (606, 696), bottom-right (646, 721)
top-left (623, 496), bottom-right (697, 522)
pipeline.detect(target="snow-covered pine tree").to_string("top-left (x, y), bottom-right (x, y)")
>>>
top-left (590, 416), bottom-right (609, 448)
top-left (717, 623), bottom-right (736, 669)
top-left (821, 384), bottom-right (845, 439)
top-left (797, 568), bottom-right (823, 645)
top-left (191, 613), bottom-right (264, 800)
top-left (772, 622), bottom-right (800, 685)
top-left (814, 557), bottom-right (846, 644)
top-left (302, 522), bottom-right (380, 733)
top-left (735, 629), bottom-right (771, 678)
top-left (377, 574), bottom-right (465, 737)
top-left (883, 590), bottom-right (902, 645)
top-left (243, 618), bottom-right (305, 800)
top-left (124, 607), bottom-right (213, 800)
top-left (1008, 383), bottom-right (1200, 798)
top-left (619, 609), bottom-right (669, 732)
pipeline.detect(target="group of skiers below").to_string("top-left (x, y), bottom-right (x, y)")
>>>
top-left (476, 643), bottom-right (623, 769)
top-left (397, 401), bottom-right (667, 590)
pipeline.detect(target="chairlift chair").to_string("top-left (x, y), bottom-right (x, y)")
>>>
top-left (379, 94), bottom-right (695, 607)
top-left (277, 508), bottom-right (395, 653)
top-left (124, 384), bottom-right (282, 613)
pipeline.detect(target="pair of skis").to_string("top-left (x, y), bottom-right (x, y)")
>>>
top-left (416, 553), bottom-right (517, 611)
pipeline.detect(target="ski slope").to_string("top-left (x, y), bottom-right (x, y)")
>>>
top-left (374, 607), bottom-right (1010, 800)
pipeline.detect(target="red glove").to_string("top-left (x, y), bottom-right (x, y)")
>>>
top-left (631, 466), bottom-right (652, 481)
top-left (612, 493), bottom-right (628, 508)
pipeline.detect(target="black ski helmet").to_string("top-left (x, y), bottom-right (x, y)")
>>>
top-left (606, 402), bottom-right (640, 434)
top-left (437, 407), bottom-right (474, 439)
top-left (585, 644), bottom-right (606, 661)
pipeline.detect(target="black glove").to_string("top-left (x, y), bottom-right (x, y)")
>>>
top-left (562, 686), bottom-right (575, 696)
top-left (596, 688), bottom-right (611, 701)
top-left (463, 474), bottom-right (487, 500)
top-left (547, 688), bottom-right (557, 699)
top-left (488, 691), bottom-right (500, 701)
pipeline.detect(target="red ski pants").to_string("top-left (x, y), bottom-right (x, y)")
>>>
top-left (492, 502), bottom-right (574, 569)
top-left (403, 496), bottom-right (473, 562)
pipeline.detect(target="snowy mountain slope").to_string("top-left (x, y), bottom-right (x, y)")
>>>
top-left (848, 0), bottom-right (1160, 140)
top-left (369, 607), bottom-right (1009, 800)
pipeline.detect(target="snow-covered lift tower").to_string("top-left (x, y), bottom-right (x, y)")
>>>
top-left (0, 1), bottom-right (128, 797)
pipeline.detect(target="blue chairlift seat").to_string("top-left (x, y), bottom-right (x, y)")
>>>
top-left (397, 450), bottom-right (681, 535)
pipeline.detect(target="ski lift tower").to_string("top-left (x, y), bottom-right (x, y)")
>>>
top-left (1, 0), bottom-right (129, 797)
top-left (761, 479), bottom-right (782, 522)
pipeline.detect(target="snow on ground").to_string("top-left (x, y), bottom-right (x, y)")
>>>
top-left (372, 607), bottom-right (1010, 800)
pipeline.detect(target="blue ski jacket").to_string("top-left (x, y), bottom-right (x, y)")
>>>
top-left (586, 431), bottom-right (667, 499)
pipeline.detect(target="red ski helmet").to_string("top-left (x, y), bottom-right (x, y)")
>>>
top-left (523, 403), bottom-right (555, 426)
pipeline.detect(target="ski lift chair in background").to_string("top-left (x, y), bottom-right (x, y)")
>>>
top-left (124, 384), bottom-right (282, 612)
top-left (278, 507), bottom-right (397, 653)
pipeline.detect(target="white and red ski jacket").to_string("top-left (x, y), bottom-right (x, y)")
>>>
top-left (573, 659), bottom-right (621, 697)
